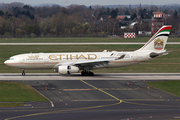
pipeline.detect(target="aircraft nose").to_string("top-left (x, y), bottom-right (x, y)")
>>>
top-left (4, 60), bottom-right (8, 65)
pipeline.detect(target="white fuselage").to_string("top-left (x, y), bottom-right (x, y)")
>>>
top-left (4, 50), bottom-right (152, 70)
top-left (4, 25), bottom-right (172, 75)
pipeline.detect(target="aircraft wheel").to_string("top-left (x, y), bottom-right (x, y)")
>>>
top-left (89, 72), bottom-right (94, 76)
top-left (22, 72), bottom-right (25, 76)
top-left (81, 71), bottom-right (94, 76)
top-left (22, 69), bottom-right (25, 76)
top-left (81, 71), bottom-right (88, 76)
top-left (81, 71), bottom-right (85, 76)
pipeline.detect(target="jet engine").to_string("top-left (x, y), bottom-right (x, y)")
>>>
top-left (58, 65), bottom-right (79, 74)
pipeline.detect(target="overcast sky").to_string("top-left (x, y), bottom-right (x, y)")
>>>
top-left (1, 0), bottom-right (180, 6)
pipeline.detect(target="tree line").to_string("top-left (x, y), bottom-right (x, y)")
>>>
top-left (0, 3), bottom-right (179, 37)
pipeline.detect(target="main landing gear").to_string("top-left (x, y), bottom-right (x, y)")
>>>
top-left (81, 71), bottom-right (94, 76)
top-left (22, 69), bottom-right (25, 76)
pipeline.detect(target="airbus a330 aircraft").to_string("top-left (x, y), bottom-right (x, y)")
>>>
top-left (4, 25), bottom-right (172, 76)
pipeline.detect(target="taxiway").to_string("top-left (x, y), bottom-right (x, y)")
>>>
top-left (0, 73), bottom-right (180, 81)
top-left (0, 73), bottom-right (179, 120)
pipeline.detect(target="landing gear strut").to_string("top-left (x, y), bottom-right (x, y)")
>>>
top-left (22, 69), bottom-right (25, 76)
top-left (81, 71), bottom-right (94, 76)
top-left (81, 66), bottom-right (94, 76)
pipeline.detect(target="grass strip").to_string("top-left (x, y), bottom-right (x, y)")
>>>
top-left (0, 82), bottom-right (48, 103)
top-left (0, 37), bottom-right (180, 43)
top-left (147, 81), bottom-right (180, 96)
top-left (0, 44), bottom-right (179, 73)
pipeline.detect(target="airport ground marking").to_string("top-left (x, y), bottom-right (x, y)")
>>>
top-left (73, 99), bottom-right (165, 102)
top-left (123, 101), bottom-right (180, 108)
top-left (4, 78), bottom-right (180, 120)
top-left (5, 79), bottom-right (124, 120)
top-left (60, 88), bottom-right (137, 91)
top-left (4, 100), bottom-right (122, 120)
top-left (74, 99), bottom-right (118, 102)
top-left (5, 99), bottom-right (179, 120)
top-left (31, 85), bottom-right (54, 108)
top-left (78, 78), bottom-right (121, 101)
top-left (78, 78), bottom-right (180, 108)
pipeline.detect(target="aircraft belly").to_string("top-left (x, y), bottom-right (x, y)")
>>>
top-left (107, 61), bottom-right (139, 68)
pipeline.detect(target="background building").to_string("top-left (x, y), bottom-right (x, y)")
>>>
top-left (152, 12), bottom-right (166, 34)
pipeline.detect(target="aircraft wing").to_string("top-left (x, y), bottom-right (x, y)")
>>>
top-left (57, 54), bottom-right (125, 68)
top-left (74, 59), bottom-right (112, 67)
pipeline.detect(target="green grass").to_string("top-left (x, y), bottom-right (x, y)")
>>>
top-left (0, 81), bottom-right (48, 107)
top-left (147, 81), bottom-right (180, 96)
top-left (0, 37), bottom-right (179, 43)
top-left (0, 44), bottom-right (179, 73)
top-left (0, 82), bottom-right (48, 102)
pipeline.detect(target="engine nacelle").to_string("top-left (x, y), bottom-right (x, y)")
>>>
top-left (58, 65), bottom-right (79, 74)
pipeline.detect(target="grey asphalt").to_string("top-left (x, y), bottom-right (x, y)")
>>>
top-left (0, 73), bottom-right (180, 80)
top-left (0, 74), bottom-right (180, 120)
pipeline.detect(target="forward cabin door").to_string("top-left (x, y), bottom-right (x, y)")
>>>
top-left (44, 55), bottom-right (48, 63)
top-left (19, 56), bottom-right (25, 63)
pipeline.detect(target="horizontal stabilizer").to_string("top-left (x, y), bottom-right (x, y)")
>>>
top-left (150, 51), bottom-right (170, 58)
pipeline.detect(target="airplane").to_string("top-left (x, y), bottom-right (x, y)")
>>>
top-left (4, 25), bottom-right (172, 76)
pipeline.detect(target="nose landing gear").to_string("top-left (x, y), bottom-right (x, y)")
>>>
top-left (22, 69), bottom-right (25, 76)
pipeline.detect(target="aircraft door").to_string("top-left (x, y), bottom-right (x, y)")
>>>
top-left (44, 55), bottom-right (50, 63)
top-left (19, 56), bottom-right (25, 63)
top-left (133, 53), bottom-right (138, 61)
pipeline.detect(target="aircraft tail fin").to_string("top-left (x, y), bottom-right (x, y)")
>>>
top-left (137, 25), bottom-right (172, 52)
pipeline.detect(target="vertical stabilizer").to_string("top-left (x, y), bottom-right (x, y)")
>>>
top-left (137, 25), bottom-right (172, 52)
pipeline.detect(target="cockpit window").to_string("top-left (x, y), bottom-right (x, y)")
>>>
top-left (8, 58), bottom-right (14, 60)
